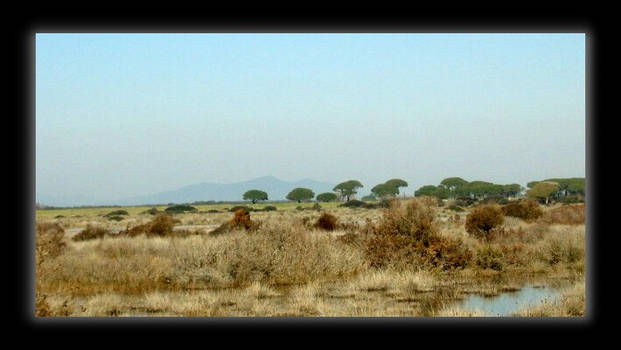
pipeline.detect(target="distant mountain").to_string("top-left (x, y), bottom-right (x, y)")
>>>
top-left (35, 193), bottom-right (105, 208)
top-left (37, 176), bottom-right (336, 207)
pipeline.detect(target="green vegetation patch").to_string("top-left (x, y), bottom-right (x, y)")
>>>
top-left (164, 205), bottom-right (198, 214)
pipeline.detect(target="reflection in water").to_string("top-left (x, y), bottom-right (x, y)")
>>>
top-left (460, 285), bottom-right (560, 316)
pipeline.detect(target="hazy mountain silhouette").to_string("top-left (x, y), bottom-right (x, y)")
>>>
top-left (37, 176), bottom-right (336, 207)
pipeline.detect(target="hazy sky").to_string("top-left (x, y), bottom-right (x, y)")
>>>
top-left (36, 33), bottom-right (585, 200)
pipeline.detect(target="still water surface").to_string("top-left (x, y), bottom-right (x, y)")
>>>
top-left (459, 285), bottom-right (561, 316)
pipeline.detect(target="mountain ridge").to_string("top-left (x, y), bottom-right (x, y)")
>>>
top-left (37, 176), bottom-right (337, 207)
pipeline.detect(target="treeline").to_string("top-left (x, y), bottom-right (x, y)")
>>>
top-left (414, 177), bottom-right (522, 200)
top-left (242, 179), bottom-right (408, 204)
top-left (37, 176), bottom-right (585, 209)
top-left (413, 177), bottom-right (585, 205)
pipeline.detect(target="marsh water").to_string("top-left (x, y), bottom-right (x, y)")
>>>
top-left (458, 284), bottom-right (562, 316)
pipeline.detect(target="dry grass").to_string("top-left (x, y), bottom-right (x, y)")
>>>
top-left (538, 204), bottom-right (585, 225)
top-left (35, 198), bottom-right (586, 317)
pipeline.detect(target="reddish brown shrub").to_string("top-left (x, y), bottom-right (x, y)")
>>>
top-left (375, 199), bottom-right (437, 243)
top-left (424, 236), bottom-right (472, 270)
top-left (148, 214), bottom-right (176, 236)
top-left (502, 199), bottom-right (543, 222)
top-left (230, 209), bottom-right (252, 230)
top-left (72, 225), bottom-right (111, 241)
top-left (366, 232), bottom-right (471, 270)
top-left (314, 212), bottom-right (337, 231)
top-left (365, 199), bottom-right (472, 270)
top-left (120, 213), bottom-right (176, 237)
top-left (36, 222), bottom-right (66, 263)
top-left (465, 204), bottom-right (505, 241)
top-left (538, 204), bottom-right (585, 225)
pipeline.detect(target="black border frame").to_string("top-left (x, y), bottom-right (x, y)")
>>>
top-left (10, 7), bottom-right (609, 335)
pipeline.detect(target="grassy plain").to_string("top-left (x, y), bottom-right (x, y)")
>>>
top-left (35, 199), bottom-right (585, 317)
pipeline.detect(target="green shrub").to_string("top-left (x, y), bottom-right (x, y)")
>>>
top-left (376, 199), bottom-right (388, 207)
top-left (261, 206), bottom-right (277, 211)
top-left (558, 194), bottom-right (585, 204)
top-left (316, 192), bottom-right (338, 202)
top-left (104, 210), bottom-right (129, 217)
top-left (339, 200), bottom-right (367, 208)
top-left (447, 205), bottom-right (464, 212)
top-left (229, 205), bottom-right (253, 213)
top-left (480, 195), bottom-right (509, 205)
top-left (164, 205), bottom-right (198, 213)
top-left (141, 207), bottom-right (160, 215)
top-left (206, 209), bottom-right (221, 213)
top-left (454, 197), bottom-right (476, 207)
top-left (107, 215), bottom-right (124, 221)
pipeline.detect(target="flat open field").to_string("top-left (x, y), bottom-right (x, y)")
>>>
top-left (35, 199), bottom-right (585, 317)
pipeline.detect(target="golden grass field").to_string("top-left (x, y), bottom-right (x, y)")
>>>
top-left (35, 198), bottom-right (585, 317)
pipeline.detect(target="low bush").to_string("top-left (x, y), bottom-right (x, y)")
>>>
top-left (141, 207), bottom-right (160, 215)
top-left (465, 205), bottom-right (505, 242)
top-left (120, 214), bottom-right (177, 237)
top-left (480, 195), bottom-right (509, 205)
top-left (557, 194), bottom-right (585, 204)
top-left (206, 209), bottom-right (221, 213)
top-left (229, 206), bottom-right (253, 213)
top-left (314, 212), bottom-right (337, 231)
top-left (365, 199), bottom-right (472, 270)
top-left (104, 210), bottom-right (129, 217)
top-left (165, 205), bottom-right (198, 214)
top-left (107, 215), bottom-right (124, 221)
top-left (339, 200), bottom-right (367, 208)
top-left (213, 222), bottom-right (364, 285)
top-left (538, 204), bottom-right (585, 225)
top-left (501, 199), bottom-right (543, 222)
top-left (149, 214), bottom-right (178, 236)
top-left (36, 222), bottom-right (66, 263)
top-left (454, 197), bottom-right (477, 207)
top-left (230, 209), bottom-right (251, 230)
top-left (73, 225), bottom-right (111, 241)
top-left (447, 204), bottom-right (464, 212)
top-left (378, 199), bottom-right (394, 208)
top-left (261, 206), bottom-right (277, 212)
top-left (538, 233), bottom-right (585, 265)
top-left (475, 245), bottom-right (504, 271)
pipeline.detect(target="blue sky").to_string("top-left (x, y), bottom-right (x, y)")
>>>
top-left (36, 33), bottom-right (585, 201)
